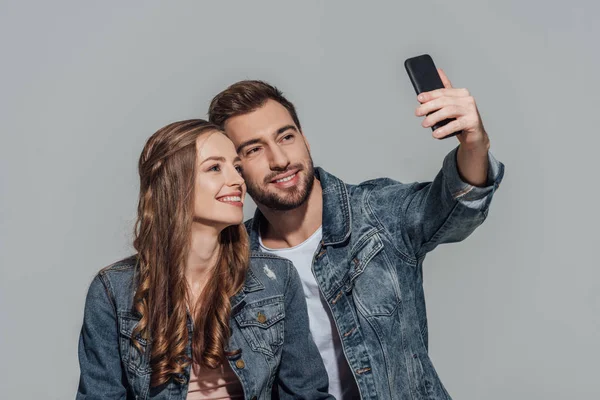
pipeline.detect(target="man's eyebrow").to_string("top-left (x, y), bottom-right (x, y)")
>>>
top-left (276, 125), bottom-right (298, 135)
top-left (236, 138), bottom-right (262, 154)
top-left (236, 125), bottom-right (298, 154)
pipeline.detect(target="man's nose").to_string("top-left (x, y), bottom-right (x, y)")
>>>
top-left (268, 145), bottom-right (290, 171)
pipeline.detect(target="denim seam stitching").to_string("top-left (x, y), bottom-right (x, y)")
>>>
top-left (364, 185), bottom-right (418, 265)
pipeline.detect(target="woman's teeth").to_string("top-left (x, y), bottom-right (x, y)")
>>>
top-left (219, 196), bottom-right (241, 202)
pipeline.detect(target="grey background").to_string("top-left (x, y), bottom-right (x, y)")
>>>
top-left (1, 1), bottom-right (598, 398)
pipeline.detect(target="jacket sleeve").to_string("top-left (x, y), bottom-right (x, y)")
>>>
top-left (275, 263), bottom-right (335, 399)
top-left (76, 274), bottom-right (128, 399)
top-left (370, 147), bottom-right (504, 259)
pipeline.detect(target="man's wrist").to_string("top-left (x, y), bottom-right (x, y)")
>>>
top-left (460, 135), bottom-right (490, 154)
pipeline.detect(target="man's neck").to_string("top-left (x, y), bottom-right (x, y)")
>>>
top-left (259, 178), bottom-right (323, 249)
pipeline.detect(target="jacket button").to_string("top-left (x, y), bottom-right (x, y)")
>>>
top-left (235, 359), bottom-right (245, 369)
top-left (257, 312), bottom-right (267, 324)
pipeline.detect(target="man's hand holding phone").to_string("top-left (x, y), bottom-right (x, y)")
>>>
top-left (405, 54), bottom-right (491, 187)
top-left (417, 69), bottom-right (489, 151)
top-left (405, 54), bottom-right (489, 152)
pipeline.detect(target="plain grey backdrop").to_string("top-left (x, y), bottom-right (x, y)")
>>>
top-left (1, 1), bottom-right (598, 398)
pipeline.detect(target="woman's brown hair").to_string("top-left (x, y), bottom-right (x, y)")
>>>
top-left (131, 119), bottom-right (249, 386)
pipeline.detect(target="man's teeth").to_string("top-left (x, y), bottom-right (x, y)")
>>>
top-left (220, 196), bottom-right (241, 202)
top-left (276, 173), bottom-right (296, 183)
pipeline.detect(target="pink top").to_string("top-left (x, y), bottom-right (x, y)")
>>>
top-left (186, 360), bottom-right (244, 400)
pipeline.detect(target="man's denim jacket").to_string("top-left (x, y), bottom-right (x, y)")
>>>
top-left (77, 253), bottom-right (334, 400)
top-left (246, 147), bottom-right (505, 400)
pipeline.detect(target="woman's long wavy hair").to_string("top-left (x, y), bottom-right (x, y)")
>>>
top-left (131, 119), bottom-right (249, 387)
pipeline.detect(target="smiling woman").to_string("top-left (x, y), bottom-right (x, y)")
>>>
top-left (193, 132), bottom-right (246, 227)
top-left (76, 119), bottom-right (334, 400)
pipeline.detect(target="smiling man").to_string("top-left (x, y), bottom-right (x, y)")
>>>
top-left (208, 77), bottom-right (504, 400)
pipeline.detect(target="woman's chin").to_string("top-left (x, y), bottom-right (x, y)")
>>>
top-left (192, 215), bottom-right (244, 231)
top-left (218, 216), bottom-right (245, 229)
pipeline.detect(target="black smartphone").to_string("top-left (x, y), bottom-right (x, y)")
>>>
top-left (404, 54), bottom-right (460, 138)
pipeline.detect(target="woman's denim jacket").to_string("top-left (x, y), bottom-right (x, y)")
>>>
top-left (77, 253), bottom-right (334, 400)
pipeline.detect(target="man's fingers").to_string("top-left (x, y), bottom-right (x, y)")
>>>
top-left (432, 119), bottom-right (463, 139)
top-left (422, 105), bottom-right (462, 128)
top-left (416, 95), bottom-right (475, 117)
top-left (418, 87), bottom-right (471, 103)
top-left (416, 97), bottom-right (452, 116)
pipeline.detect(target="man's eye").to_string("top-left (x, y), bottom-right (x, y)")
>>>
top-left (282, 134), bottom-right (294, 141)
top-left (246, 147), bottom-right (260, 155)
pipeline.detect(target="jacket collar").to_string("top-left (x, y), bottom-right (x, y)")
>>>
top-left (247, 167), bottom-right (352, 250)
top-left (230, 262), bottom-right (264, 311)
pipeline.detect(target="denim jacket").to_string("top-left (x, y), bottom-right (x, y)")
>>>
top-left (246, 147), bottom-right (505, 400)
top-left (77, 253), bottom-right (334, 400)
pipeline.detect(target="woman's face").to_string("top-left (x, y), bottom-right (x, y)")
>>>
top-left (193, 131), bottom-right (246, 229)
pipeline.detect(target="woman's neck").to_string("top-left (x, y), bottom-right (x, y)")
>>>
top-left (186, 223), bottom-right (221, 304)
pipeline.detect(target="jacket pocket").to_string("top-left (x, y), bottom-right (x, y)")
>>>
top-left (234, 295), bottom-right (285, 356)
top-left (118, 311), bottom-right (152, 376)
top-left (349, 231), bottom-right (402, 316)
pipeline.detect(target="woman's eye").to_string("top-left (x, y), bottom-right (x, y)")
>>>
top-left (235, 165), bottom-right (243, 174)
top-left (209, 165), bottom-right (221, 172)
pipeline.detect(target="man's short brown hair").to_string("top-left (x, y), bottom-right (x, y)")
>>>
top-left (208, 80), bottom-right (302, 132)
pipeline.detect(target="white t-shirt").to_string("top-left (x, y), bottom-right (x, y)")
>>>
top-left (259, 226), bottom-right (360, 400)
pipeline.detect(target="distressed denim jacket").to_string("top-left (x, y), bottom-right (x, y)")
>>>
top-left (246, 147), bottom-right (505, 400)
top-left (77, 253), bottom-right (334, 400)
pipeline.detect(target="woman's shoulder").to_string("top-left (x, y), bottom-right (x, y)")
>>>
top-left (247, 251), bottom-right (295, 291)
top-left (249, 251), bottom-right (294, 274)
top-left (87, 255), bottom-right (138, 310)
top-left (97, 255), bottom-right (137, 283)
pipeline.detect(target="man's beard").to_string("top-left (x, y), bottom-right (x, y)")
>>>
top-left (245, 159), bottom-right (315, 211)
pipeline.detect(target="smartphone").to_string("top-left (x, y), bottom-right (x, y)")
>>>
top-left (404, 54), bottom-right (460, 138)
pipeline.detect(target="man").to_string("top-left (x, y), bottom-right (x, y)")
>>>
top-left (208, 71), bottom-right (504, 400)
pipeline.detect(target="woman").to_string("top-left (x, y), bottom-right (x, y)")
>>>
top-left (77, 120), bottom-right (332, 400)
